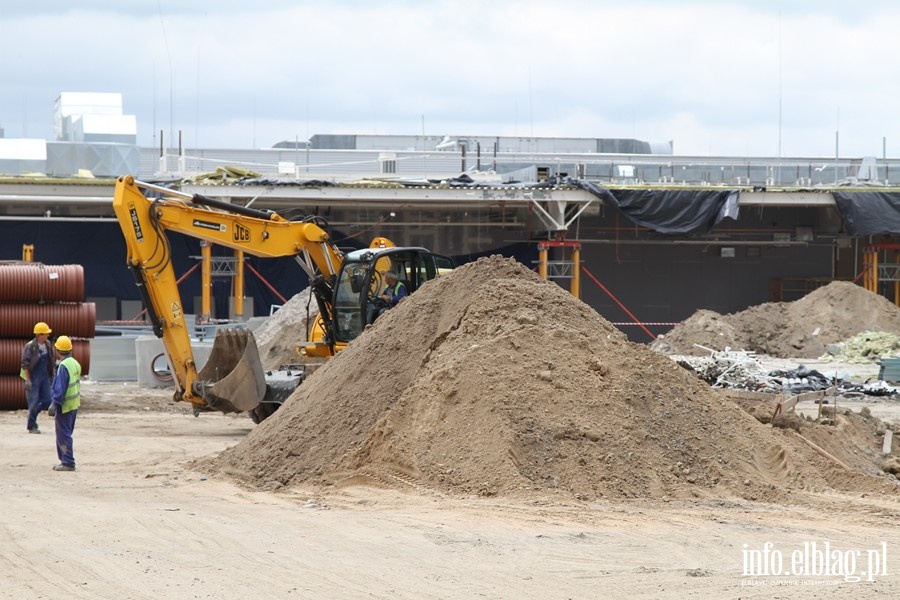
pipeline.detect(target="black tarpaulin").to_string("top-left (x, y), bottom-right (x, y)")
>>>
top-left (832, 191), bottom-right (900, 236)
top-left (572, 181), bottom-right (740, 235)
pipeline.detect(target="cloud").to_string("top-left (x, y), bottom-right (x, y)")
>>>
top-left (1, 1), bottom-right (899, 157)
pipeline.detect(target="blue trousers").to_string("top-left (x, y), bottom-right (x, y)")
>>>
top-left (54, 410), bottom-right (77, 467)
top-left (26, 377), bottom-right (52, 431)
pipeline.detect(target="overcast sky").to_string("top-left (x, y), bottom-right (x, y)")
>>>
top-left (1, 0), bottom-right (898, 158)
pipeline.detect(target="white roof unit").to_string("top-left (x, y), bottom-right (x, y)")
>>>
top-left (75, 114), bottom-right (137, 135)
top-left (55, 92), bottom-right (127, 141)
top-left (0, 138), bottom-right (47, 160)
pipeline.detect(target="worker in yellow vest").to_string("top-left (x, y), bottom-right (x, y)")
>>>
top-left (48, 336), bottom-right (81, 472)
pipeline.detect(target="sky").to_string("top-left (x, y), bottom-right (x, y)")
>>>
top-left (1, 0), bottom-right (899, 158)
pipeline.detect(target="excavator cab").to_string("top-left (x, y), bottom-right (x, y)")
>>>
top-left (254, 247), bottom-right (454, 423)
top-left (332, 247), bottom-right (455, 342)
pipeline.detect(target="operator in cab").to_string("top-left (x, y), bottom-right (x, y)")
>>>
top-left (379, 271), bottom-right (407, 308)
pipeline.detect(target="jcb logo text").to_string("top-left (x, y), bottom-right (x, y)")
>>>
top-left (234, 224), bottom-right (251, 243)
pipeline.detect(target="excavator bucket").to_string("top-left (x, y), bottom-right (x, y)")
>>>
top-left (197, 328), bottom-right (267, 413)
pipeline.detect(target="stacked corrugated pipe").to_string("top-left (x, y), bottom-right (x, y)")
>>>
top-left (0, 263), bottom-right (94, 410)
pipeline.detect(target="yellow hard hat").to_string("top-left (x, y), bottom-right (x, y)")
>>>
top-left (34, 322), bottom-right (52, 335)
top-left (55, 336), bottom-right (73, 352)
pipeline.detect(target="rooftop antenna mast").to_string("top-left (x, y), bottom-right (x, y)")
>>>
top-left (777, 10), bottom-right (783, 185)
top-left (835, 107), bottom-right (840, 184)
top-left (195, 47), bottom-right (201, 148)
top-left (157, 1), bottom-right (174, 153)
top-left (152, 62), bottom-right (157, 148)
top-left (528, 68), bottom-right (534, 139)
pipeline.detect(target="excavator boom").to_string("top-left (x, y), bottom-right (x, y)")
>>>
top-left (112, 175), bottom-right (455, 419)
top-left (112, 175), bottom-right (342, 413)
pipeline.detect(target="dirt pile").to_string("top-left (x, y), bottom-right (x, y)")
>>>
top-left (205, 259), bottom-right (897, 501)
top-left (651, 281), bottom-right (900, 358)
top-left (726, 392), bottom-right (898, 476)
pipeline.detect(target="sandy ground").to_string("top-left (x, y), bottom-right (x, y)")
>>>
top-left (2, 381), bottom-right (900, 600)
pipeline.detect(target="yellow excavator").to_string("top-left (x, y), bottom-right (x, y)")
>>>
top-left (112, 175), bottom-right (454, 422)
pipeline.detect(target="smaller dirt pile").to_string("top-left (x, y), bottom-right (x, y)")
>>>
top-left (651, 281), bottom-right (900, 358)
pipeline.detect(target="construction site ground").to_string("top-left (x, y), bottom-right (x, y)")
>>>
top-left (4, 262), bottom-right (900, 598)
top-left (1, 376), bottom-right (898, 600)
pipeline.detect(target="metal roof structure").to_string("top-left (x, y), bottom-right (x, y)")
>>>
top-left (0, 132), bottom-right (897, 239)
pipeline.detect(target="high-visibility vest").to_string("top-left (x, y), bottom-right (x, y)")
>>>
top-left (387, 280), bottom-right (406, 302)
top-left (59, 356), bottom-right (82, 414)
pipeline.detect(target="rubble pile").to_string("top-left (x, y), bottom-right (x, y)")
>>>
top-left (252, 287), bottom-right (319, 371)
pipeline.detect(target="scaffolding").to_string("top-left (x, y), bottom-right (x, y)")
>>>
top-left (863, 243), bottom-right (900, 306)
top-left (537, 240), bottom-right (581, 299)
top-left (193, 242), bottom-right (247, 323)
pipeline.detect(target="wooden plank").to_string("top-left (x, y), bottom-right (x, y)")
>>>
top-left (792, 431), bottom-right (852, 471)
top-left (784, 386), bottom-right (837, 414)
top-left (780, 393), bottom-right (802, 414)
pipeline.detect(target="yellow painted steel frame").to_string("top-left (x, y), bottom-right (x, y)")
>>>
top-left (112, 175), bottom-right (344, 407)
top-left (200, 241), bottom-right (212, 322)
top-left (233, 250), bottom-right (245, 318)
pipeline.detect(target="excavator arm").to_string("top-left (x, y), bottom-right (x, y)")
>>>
top-left (111, 175), bottom-right (344, 413)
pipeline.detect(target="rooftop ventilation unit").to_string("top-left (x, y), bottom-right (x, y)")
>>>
top-left (379, 152), bottom-right (397, 174)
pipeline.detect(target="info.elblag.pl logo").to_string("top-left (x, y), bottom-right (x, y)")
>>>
top-left (742, 541), bottom-right (889, 584)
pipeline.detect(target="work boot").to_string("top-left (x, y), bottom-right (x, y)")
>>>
top-left (52, 464), bottom-right (76, 472)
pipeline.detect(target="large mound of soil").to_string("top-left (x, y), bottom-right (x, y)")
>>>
top-left (651, 281), bottom-right (900, 358)
top-left (205, 259), bottom-right (897, 501)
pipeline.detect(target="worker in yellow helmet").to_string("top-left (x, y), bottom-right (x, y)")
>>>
top-left (47, 336), bottom-right (81, 472)
top-left (20, 322), bottom-right (56, 434)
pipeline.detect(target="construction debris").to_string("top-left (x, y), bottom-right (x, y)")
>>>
top-left (673, 346), bottom-right (899, 398)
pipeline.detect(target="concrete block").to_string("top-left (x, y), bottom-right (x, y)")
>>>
top-left (88, 337), bottom-right (138, 381)
top-left (135, 336), bottom-right (213, 388)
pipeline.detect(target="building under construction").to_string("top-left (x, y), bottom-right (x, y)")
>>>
top-left (3, 93), bottom-right (900, 346)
